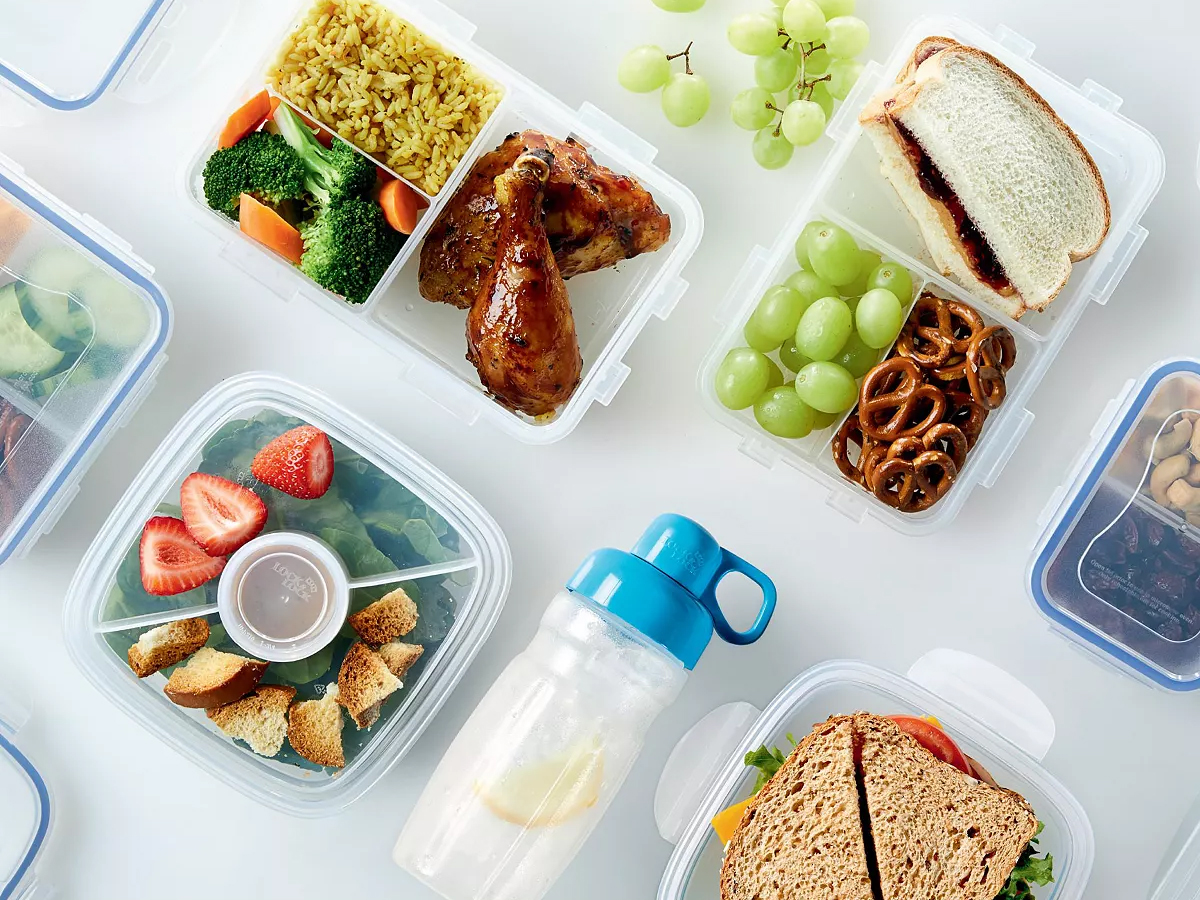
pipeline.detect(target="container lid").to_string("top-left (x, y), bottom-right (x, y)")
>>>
top-left (0, 0), bottom-right (240, 111)
top-left (565, 514), bottom-right (776, 669)
top-left (1030, 358), bottom-right (1200, 690)
top-left (62, 372), bottom-right (511, 816)
top-left (1151, 795), bottom-right (1200, 900)
top-left (0, 152), bottom-right (171, 565)
top-left (0, 692), bottom-right (51, 900)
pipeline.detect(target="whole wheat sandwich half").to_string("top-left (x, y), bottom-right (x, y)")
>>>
top-left (859, 37), bottom-right (1109, 319)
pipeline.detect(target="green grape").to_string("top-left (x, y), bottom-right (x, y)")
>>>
top-left (842, 293), bottom-right (860, 314)
top-left (728, 13), bottom-right (784, 56)
top-left (652, 0), bottom-right (706, 10)
top-left (866, 261), bottom-right (914, 303)
top-left (784, 268), bottom-right (835, 306)
top-left (828, 58), bottom-right (864, 100)
top-left (750, 284), bottom-right (808, 346)
top-left (794, 220), bottom-right (827, 269)
top-left (769, 0), bottom-right (790, 5)
top-left (814, 0), bottom-right (854, 16)
top-left (618, 46), bottom-right (670, 93)
top-left (834, 332), bottom-right (877, 378)
top-left (752, 127), bottom-right (794, 169)
top-left (754, 385), bottom-right (815, 438)
top-left (807, 222), bottom-right (861, 286)
top-left (795, 360), bottom-right (858, 413)
top-left (855, 288), bottom-right (905, 349)
top-left (782, 0), bottom-right (827, 44)
top-left (715, 347), bottom-right (771, 409)
top-left (755, 48), bottom-right (797, 93)
top-left (795, 295), bottom-right (852, 361)
top-left (781, 99), bottom-right (826, 146)
top-left (779, 337), bottom-right (813, 373)
top-left (766, 358), bottom-right (785, 389)
top-left (825, 16), bottom-right (869, 58)
top-left (731, 88), bottom-right (777, 131)
top-left (810, 407), bottom-right (840, 430)
top-left (662, 73), bottom-right (710, 126)
top-left (744, 314), bottom-right (782, 352)
top-left (792, 45), bottom-right (830, 77)
top-left (841, 249), bottom-right (882, 297)
top-left (766, 4), bottom-right (784, 27)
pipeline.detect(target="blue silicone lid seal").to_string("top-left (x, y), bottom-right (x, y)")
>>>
top-left (566, 514), bottom-right (776, 669)
top-left (0, 710), bottom-right (51, 900)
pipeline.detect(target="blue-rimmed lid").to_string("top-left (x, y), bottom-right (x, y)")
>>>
top-left (0, 153), bottom-right (172, 565)
top-left (0, 0), bottom-right (240, 111)
top-left (0, 693), bottom-right (51, 900)
top-left (1029, 358), bottom-right (1200, 691)
top-left (566, 514), bottom-right (776, 669)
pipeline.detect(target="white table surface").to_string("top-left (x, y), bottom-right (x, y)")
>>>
top-left (2, 0), bottom-right (1199, 896)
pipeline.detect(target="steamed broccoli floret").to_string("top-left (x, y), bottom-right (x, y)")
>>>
top-left (274, 104), bottom-right (377, 207)
top-left (300, 197), bottom-right (402, 304)
top-left (202, 131), bottom-right (307, 219)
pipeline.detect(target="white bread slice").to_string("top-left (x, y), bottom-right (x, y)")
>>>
top-left (855, 713), bottom-right (1038, 900)
top-left (207, 684), bottom-right (297, 757)
top-left (127, 617), bottom-right (210, 678)
top-left (337, 642), bottom-right (401, 729)
top-left (288, 684), bottom-right (345, 768)
top-left (347, 587), bottom-right (419, 647)
top-left (860, 36), bottom-right (1109, 318)
top-left (378, 640), bottom-right (424, 681)
top-left (720, 716), bottom-right (876, 900)
top-left (163, 647), bottom-right (268, 709)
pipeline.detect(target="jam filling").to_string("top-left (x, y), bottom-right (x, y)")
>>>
top-left (892, 121), bottom-right (1012, 293)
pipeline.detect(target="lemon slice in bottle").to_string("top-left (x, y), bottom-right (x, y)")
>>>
top-left (476, 736), bottom-right (605, 828)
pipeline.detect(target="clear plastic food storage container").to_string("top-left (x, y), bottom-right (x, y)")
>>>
top-left (655, 650), bottom-right (1094, 900)
top-left (0, 152), bottom-right (171, 565)
top-left (700, 16), bottom-right (1163, 535)
top-left (1152, 794), bottom-right (1200, 900)
top-left (0, 0), bottom-right (239, 114)
top-left (1029, 358), bottom-right (1200, 691)
top-left (0, 690), bottom-right (53, 900)
top-left (62, 372), bottom-right (511, 815)
top-left (183, 0), bottom-right (702, 444)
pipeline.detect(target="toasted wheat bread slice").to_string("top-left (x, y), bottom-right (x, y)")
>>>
top-left (338, 642), bottom-right (402, 729)
top-left (860, 36), bottom-right (1109, 318)
top-left (347, 587), bottom-right (419, 647)
top-left (163, 647), bottom-right (268, 709)
top-left (127, 617), bottom-right (210, 678)
top-left (288, 684), bottom-right (345, 768)
top-left (720, 715), bottom-right (876, 900)
top-left (207, 684), bottom-right (297, 757)
top-left (378, 641), bottom-right (424, 681)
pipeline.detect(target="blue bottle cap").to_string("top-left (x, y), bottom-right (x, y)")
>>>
top-left (565, 514), bottom-right (776, 669)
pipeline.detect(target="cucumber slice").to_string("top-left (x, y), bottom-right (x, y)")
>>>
top-left (15, 281), bottom-right (93, 352)
top-left (21, 244), bottom-right (95, 297)
top-left (0, 282), bottom-right (66, 378)
top-left (27, 369), bottom-right (69, 400)
top-left (73, 271), bottom-right (149, 350)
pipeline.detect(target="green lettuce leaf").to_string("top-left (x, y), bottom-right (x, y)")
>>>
top-left (995, 823), bottom-right (1054, 900)
top-left (744, 732), bottom-right (798, 795)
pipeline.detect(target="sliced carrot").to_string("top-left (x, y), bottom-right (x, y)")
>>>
top-left (219, 90), bottom-right (277, 148)
top-left (0, 198), bottom-right (31, 266)
top-left (378, 179), bottom-right (424, 234)
top-left (239, 194), bottom-right (303, 265)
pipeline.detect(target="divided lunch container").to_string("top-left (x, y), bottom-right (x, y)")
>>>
top-left (1029, 358), bottom-right (1200, 691)
top-left (0, 152), bottom-right (171, 565)
top-left (182, 0), bottom-right (702, 444)
top-left (62, 372), bottom-right (511, 815)
top-left (655, 651), bottom-right (1094, 900)
top-left (0, 0), bottom-right (239, 113)
top-left (700, 16), bottom-right (1164, 535)
top-left (0, 690), bottom-right (53, 900)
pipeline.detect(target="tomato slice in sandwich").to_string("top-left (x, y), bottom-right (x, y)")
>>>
top-left (887, 715), bottom-right (972, 776)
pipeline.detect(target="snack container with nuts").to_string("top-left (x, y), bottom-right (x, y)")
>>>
top-left (1029, 359), bottom-right (1200, 690)
top-left (699, 15), bottom-right (1163, 535)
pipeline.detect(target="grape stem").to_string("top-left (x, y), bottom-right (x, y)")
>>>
top-left (665, 41), bottom-right (695, 76)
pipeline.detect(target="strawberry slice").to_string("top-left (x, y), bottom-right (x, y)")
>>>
top-left (180, 472), bottom-right (268, 556)
top-left (140, 516), bottom-right (227, 596)
top-left (250, 425), bottom-right (334, 500)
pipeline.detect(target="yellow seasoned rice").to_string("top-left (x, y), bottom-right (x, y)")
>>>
top-left (268, 0), bottom-right (502, 196)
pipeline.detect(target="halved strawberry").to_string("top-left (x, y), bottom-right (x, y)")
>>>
top-left (140, 516), bottom-right (227, 596)
top-left (250, 425), bottom-right (334, 500)
top-left (180, 472), bottom-right (268, 556)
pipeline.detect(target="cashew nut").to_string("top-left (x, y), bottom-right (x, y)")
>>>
top-left (1151, 453), bottom-right (1192, 506)
top-left (1188, 420), bottom-right (1200, 462)
top-left (1187, 461), bottom-right (1200, 487)
top-left (1151, 418), bottom-right (1193, 462)
top-left (1167, 479), bottom-right (1200, 512)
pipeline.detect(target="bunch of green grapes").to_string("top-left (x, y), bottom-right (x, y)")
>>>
top-left (714, 221), bottom-right (913, 439)
top-left (619, 41), bottom-right (711, 127)
top-left (727, 0), bottom-right (868, 168)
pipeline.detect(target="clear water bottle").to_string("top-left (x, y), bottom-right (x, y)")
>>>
top-left (394, 514), bottom-right (776, 900)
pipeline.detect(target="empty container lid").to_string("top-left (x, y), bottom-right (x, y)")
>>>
top-left (0, 692), bottom-right (52, 900)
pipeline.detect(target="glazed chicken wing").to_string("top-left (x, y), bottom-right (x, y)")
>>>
top-left (467, 150), bottom-right (582, 417)
top-left (420, 131), bottom-right (671, 308)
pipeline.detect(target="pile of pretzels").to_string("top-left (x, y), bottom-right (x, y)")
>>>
top-left (0, 399), bottom-right (33, 528)
top-left (832, 292), bottom-right (1016, 513)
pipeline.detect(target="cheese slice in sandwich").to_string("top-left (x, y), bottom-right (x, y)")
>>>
top-left (720, 716), bottom-right (875, 900)
top-left (860, 37), bottom-right (1110, 319)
